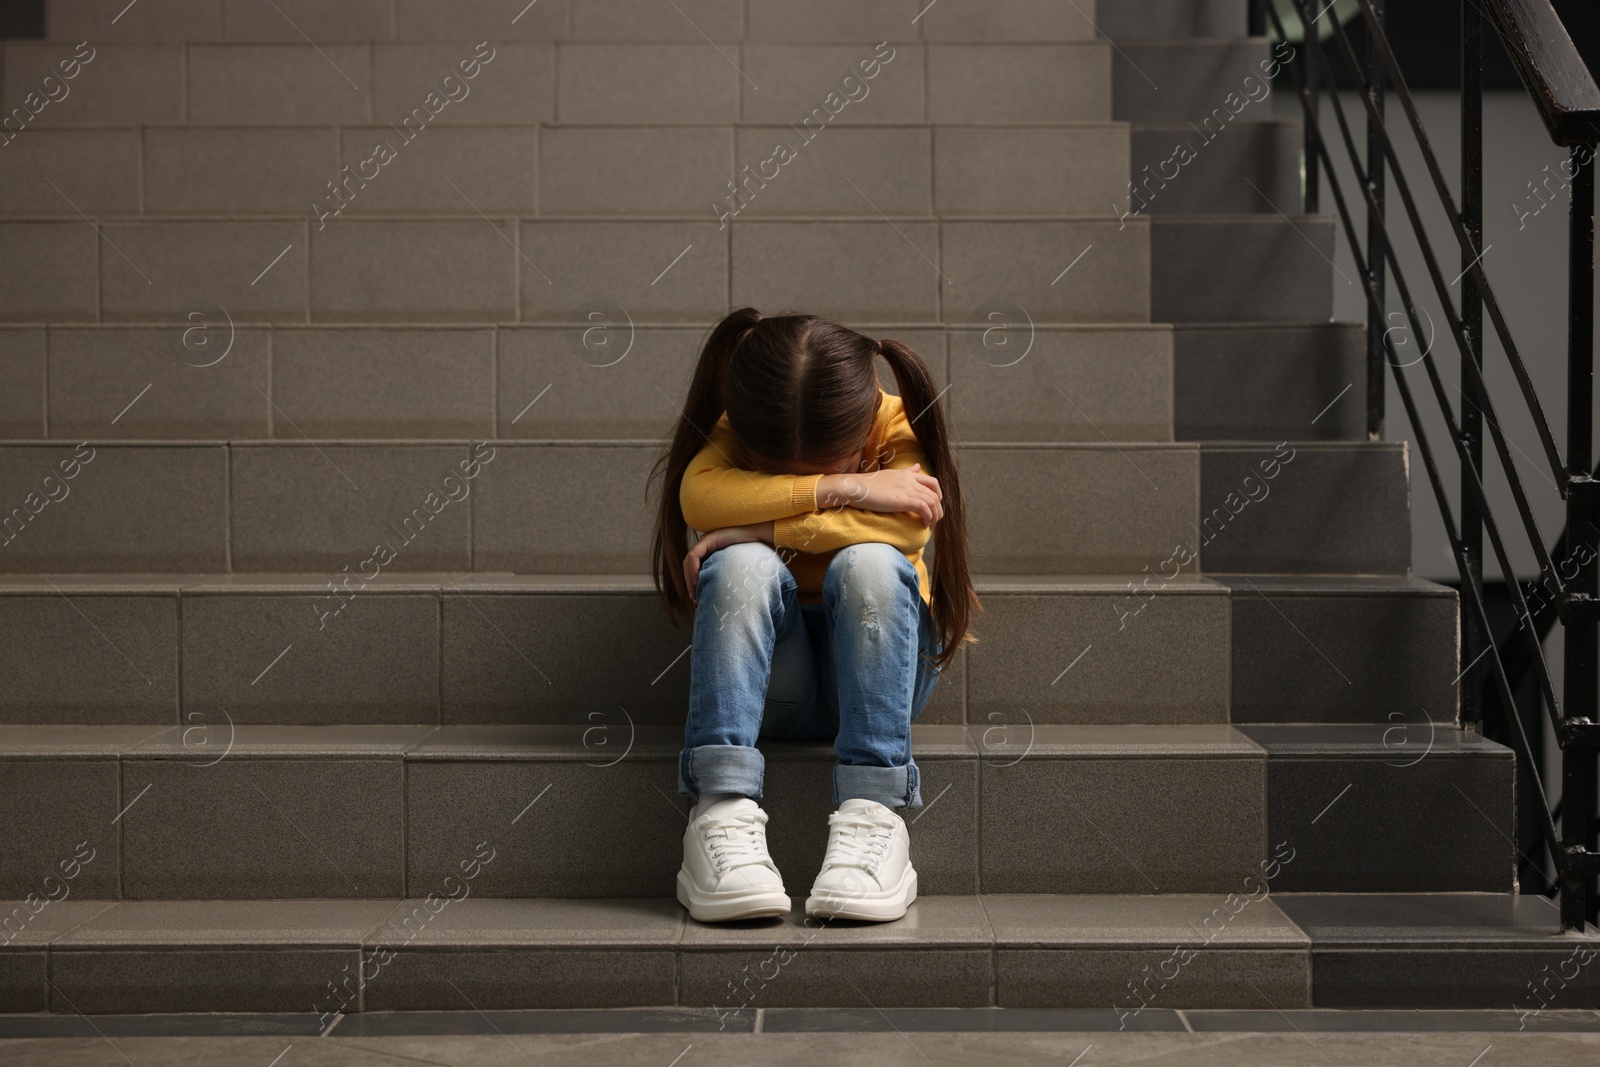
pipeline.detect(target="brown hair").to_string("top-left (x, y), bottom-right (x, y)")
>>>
top-left (649, 307), bottom-right (978, 669)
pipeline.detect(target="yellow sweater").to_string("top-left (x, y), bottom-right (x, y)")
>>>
top-left (680, 389), bottom-right (933, 606)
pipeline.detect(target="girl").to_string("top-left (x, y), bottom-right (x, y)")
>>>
top-left (650, 307), bottom-right (978, 923)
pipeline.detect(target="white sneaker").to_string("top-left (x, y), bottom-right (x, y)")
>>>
top-left (676, 797), bottom-right (791, 922)
top-left (804, 798), bottom-right (918, 922)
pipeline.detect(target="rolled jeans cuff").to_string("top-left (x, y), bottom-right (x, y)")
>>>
top-left (835, 760), bottom-right (921, 810)
top-left (679, 744), bottom-right (765, 800)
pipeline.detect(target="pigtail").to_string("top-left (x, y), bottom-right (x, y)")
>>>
top-left (877, 338), bottom-right (980, 669)
top-left (650, 307), bottom-right (762, 623)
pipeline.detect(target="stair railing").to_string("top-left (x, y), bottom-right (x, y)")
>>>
top-left (1247, 0), bottom-right (1600, 929)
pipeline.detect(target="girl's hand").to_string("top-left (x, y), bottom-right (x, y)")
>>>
top-left (684, 521), bottom-right (775, 602)
top-left (818, 464), bottom-right (944, 527)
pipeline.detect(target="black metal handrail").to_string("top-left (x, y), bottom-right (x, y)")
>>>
top-left (1250, 0), bottom-right (1600, 929)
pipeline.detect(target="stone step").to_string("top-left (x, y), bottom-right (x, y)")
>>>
top-left (43, 0), bottom-right (1107, 45)
top-left (0, 124), bottom-right (1132, 220)
top-left (0, 571), bottom-right (1453, 729)
top-left (0, 723), bottom-right (1513, 906)
top-left (1129, 122), bottom-right (1302, 216)
top-left (1, 39), bottom-right (1111, 130)
top-left (6, 891), bottom-right (1587, 1015)
top-left (0, 212), bottom-right (1338, 326)
top-left (1112, 39), bottom-right (1283, 125)
top-left (0, 439), bottom-right (1405, 575)
top-left (1175, 323), bottom-right (1366, 442)
top-left (1152, 217), bottom-right (1335, 323)
top-left (1198, 443), bottom-right (1411, 574)
top-left (1100, 0), bottom-right (1248, 40)
top-left (1219, 576), bottom-right (1460, 726)
top-left (1, 322), bottom-right (1368, 444)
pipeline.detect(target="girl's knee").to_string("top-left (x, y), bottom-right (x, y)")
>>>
top-left (825, 543), bottom-right (914, 603)
top-left (698, 541), bottom-right (789, 602)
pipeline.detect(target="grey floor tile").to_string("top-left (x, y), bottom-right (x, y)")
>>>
top-left (1129, 123), bottom-right (1302, 218)
top-left (364, 948), bottom-right (677, 1011)
top-left (1114, 39), bottom-right (1275, 122)
top-left (228, 444), bottom-right (472, 572)
top-left (998, 946), bottom-right (1310, 1010)
top-left (0, 725), bottom-right (172, 757)
top-left (519, 220), bottom-right (728, 324)
top-left (1173, 324), bottom-right (1366, 443)
top-left (1184, 1008), bottom-right (1600, 1032)
top-left (681, 946), bottom-right (992, 1010)
top-left (1199, 444), bottom-right (1411, 574)
top-left (680, 896), bottom-right (991, 949)
top-left (928, 44), bottom-right (1110, 123)
top-left (961, 446), bottom-right (1198, 573)
top-left (128, 726), bottom-right (434, 760)
top-left (0, 329), bottom-right (45, 437)
top-left (967, 587), bottom-right (1230, 724)
top-left (943, 220), bottom-right (1149, 325)
top-left (731, 221), bottom-right (941, 324)
top-left (143, 127), bottom-right (339, 215)
top-left (333, 1007), bottom-right (751, 1035)
top-left (762, 1007), bottom-right (1188, 1031)
top-left (740, 44), bottom-right (923, 126)
top-left (732, 126), bottom-right (930, 219)
top-left (947, 326), bottom-right (1172, 443)
top-left (270, 329), bottom-right (494, 439)
top-left (46, 327), bottom-right (270, 440)
top-left (180, 594), bottom-right (440, 725)
top-left (935, 126), bottom-right (1126, 216)
top-left (119, 759), bottom-right (405, 898)
top-left (48, 948), bottom-right (356, 1014)
top-left (1272, 893), bottom-right (1572, 946)
top-left (55, 901), bottom-right (402, 947)
top-left (0, 596), bottom-right (177, 724)
top-left (440, 590), bottom-right (690, 725)
top-left (980, 750), bottom-right (1265, 894)
top-left (0, 223), bottom-right (97, 322)
top-left (0, 762), bottom-right (119, 899)
top-left (0, 445), bottom-right (227, 572)
top-left (0, 901), bottom-right (115, 948)
top-left (496, 325), bottom-right (699, 440)
top-left (99, 222), bottom-right (309, 323)
top-left (1151, 217), bottom-right (1333, 324)
top-left (1241, 731), bottom-right (1516, 893)
top-left (335, 126), bottom-right (537, 216)
top-left (310, 221), bottom-right (517, 323)
top-left (982, 895), bottom-right (1309, 948)
top-left (0, 1013), bottom-right (324, 1036)
top-left (1227, 583), bottom-right (1458, 723)
top-left (470, 443), bottom-right (657, 572)
top-left (405, 759), bottom-right (684, 898)
top-left (365, 898), bottom-right (682, 949)
top-left (543, 127), bottom-right (729, 215)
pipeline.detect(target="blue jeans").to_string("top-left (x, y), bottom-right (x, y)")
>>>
top-left (677, 541), bottom-right (940, 809)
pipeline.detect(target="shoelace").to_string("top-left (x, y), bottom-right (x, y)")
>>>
top-left (820, 812), bottom-right (896, 876)
top-left (698, 814), bottom-right (773, 875)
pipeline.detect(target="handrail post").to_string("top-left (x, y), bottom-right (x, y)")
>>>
top-left (1460, 0), bottom-right (1484, 734)
top-left (1563, 145), bottom-right (1598, 931)
top-left (1366, 0), bottom-right (1387, 441)
top-left (1304, 17), bottom-right (1320, 214)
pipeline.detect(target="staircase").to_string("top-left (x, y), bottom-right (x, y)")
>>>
top-left (1, 0), bottom-right (1596, 1021)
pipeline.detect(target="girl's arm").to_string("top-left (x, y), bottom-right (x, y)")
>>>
top-left (679, 400), bottom-right (944, 546)
top-left (679, 416), bottom-right (822, 532)
top-left (776, 405), bottom-right (939, 556)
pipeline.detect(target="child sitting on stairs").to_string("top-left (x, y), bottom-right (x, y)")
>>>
top-left (650, 306), bottom-right (980, 923)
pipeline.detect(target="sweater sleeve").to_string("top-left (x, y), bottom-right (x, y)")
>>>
top-left (772, 399), bottom-right (933, 556)
top-left (679, 414), bottom-right (823, 532)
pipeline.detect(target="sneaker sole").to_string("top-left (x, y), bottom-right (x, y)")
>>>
top-left (804, 866), bottom-right (918, 922)
top-left (676, 868), bottom-right (791, 923)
